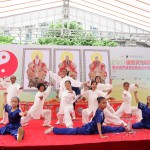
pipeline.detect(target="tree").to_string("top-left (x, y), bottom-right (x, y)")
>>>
top-left (0, 36), bottom-right (14, 44)
top-left (38, 21), bottom-right (118, 46)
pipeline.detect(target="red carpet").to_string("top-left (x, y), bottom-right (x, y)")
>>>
top-left (0, 117), bottom-right (150, 150)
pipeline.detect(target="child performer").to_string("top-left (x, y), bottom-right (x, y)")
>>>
top-left (57, 80), bottom-right (80, 128)
top-left (95, 76), bottom-right (127, 126)
top-left (114, 82), bottom-right (142, 122)
top-left (81, 81), bottom-right (111, 125)
top-left (21, 83), bottom-right (51, 127)
top-left (45, 97), bottom-right (130, 138)
top-left (132, 91), bottom-right (150, 129)
top-left (49, 69), bottom-right (83, 124)
top-left (0, 76), bottom-right (22, 124)
top-left (0, 93), bottom-right (25, 142)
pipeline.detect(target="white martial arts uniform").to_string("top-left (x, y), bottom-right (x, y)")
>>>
top-left (114, 84), bottom-right (142, 122)
top-left (0, 79), bottom-right (22, 124)
top-left (21, 86), bottom-right (51, 126)
top-left (49, 71), bottom-right (82, 123)
top-left (97, 83), bottom-right (113, 92)
top-left (97, 82), bottom-right (127, 126)
top-left (81, 89), bottom-right (107, 124)
top-left (104, 102), bottom-right (127, 126)
top-left (49, 71), bottom-right (82, 98)
top-left (57, 90), bottom-right (76, 128)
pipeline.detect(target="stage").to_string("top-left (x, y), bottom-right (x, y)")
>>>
top-left (0, 117), bottom-right (150, 150)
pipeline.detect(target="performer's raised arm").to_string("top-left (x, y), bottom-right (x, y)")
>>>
top-left (129, 83), bottom-right (138, 92)
top-left (134, 91), bottom-right (139, 103)
top-left (43, 84), bottom-right (52, 99)
top-left (49, 70), bottom-right (61, 83)
top-left (67, 76), bottom-right (83, 88)
top-left (3, 92), bottom-right (7, 105)
top-left (0, 78), bottom-right (9, 88)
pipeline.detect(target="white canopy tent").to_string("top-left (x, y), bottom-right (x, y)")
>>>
top-left (0, 0), bottom-right (149, 31)
top-left (0, 0), bottom-right (150, 45)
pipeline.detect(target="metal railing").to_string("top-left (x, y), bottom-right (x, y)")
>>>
top-left (0, 26), bottom-right (150, 46)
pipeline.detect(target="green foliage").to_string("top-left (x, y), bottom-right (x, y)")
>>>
top-left (38, 21), bottom-right (118, 46)
top-left (0, 36), bottom-right (14, 44)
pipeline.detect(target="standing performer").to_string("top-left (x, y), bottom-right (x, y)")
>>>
top-left (0, 76), bottom-right (22, 124)
top-left (57, 80), bottom-right (80, 128)
top-left (132, 91), bottom-right (150, 129)
top-left (49, 69), bottom-right (82, 98)
top-left (114, 82), bottom-right (142, 122)
top-left (45, 97), bottom-right (130, 138)
top-left (49, 69), bottom-right (83, 124)
top-left (21, 83), bottom-right (51, 127)
top-left (81, 81), bottom-right (111, 125)
top-left (0, 93), bottom-right (25, 142)
top-left (95, 76), bottom-right (128, 126)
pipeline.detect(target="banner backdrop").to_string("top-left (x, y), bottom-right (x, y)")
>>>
top-left (83, 49), bottom-right (110, 83)
top-left (53, 48), bottom-right (82, 90)
top-left (0, 45), bottom-right (150, 110)
top-left (22, 48), bottom-right (51, 91)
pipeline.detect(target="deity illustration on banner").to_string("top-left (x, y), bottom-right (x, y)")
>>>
top-left (27, 50), bottom-right (48, 88)
top-left (89, 52), bottom-right (107, 83)
top-left (58, 51), bottom-right (77, 79)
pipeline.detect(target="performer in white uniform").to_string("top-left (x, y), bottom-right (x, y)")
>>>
top-left (57, 80), bottom-right (80, 128)
top-left (115, 82), bottom-right (142, 122)
top-left (49, 69), bottom-right (82, 98)
top-left (95, 76), bottom-right (113, 92)
top-left (49, 69), bottom-right (83, 124)
top-left (95, 76), bottom-right (127, 126)
top-left (21, 83), bottom-right (51, 127)
top-left (81, 81), bottom-right (111, 125)
top-left (0, 76), bottom-right (22, 124)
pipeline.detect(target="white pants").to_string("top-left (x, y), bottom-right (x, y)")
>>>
top-left (0, 110), bottom-right (8, 124)
top-left (115, 105), bottom-right (142, 122)
top-left (57, 106), bottom-right (73, 128)
top-left (56, 109), bottom-right (76, 124)
top-left (21, 109), bottom-right (51, 126)
top-left (82, 108), bottom-right (93, 125)
top-left (131, 106), bottom-right (142, 122)
top-left (71, 110), bottom-right (76, 119)
top-left (104, 109), bottom-right (127, 126)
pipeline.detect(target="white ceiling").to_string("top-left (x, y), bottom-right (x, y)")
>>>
top-left (0, 0), bottom-right (150, 31)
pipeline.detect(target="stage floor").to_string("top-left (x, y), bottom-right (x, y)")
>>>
top-left (0, 117), bottom-right (150, 150)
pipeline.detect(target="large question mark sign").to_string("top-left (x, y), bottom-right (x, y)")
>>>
top-left (0, 50), bottom-right (18, 78)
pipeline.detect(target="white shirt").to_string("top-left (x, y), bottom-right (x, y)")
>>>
top-left (97, 83), bottom-right (112, 92)
top-left (0, 79), bottom-right (21, 105)
top-left (81, 89), bottom-right (107, 114)
top-left (122, 84), bottom-right (137, 106)
top-left (49, 71), bottom-right (82, 97)
top-left (28, 86), bottom-right (51, 119)
top-left (97, 83), bottom-right (114, 112)
top-left (59, 90), bottom-right (76, 114)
